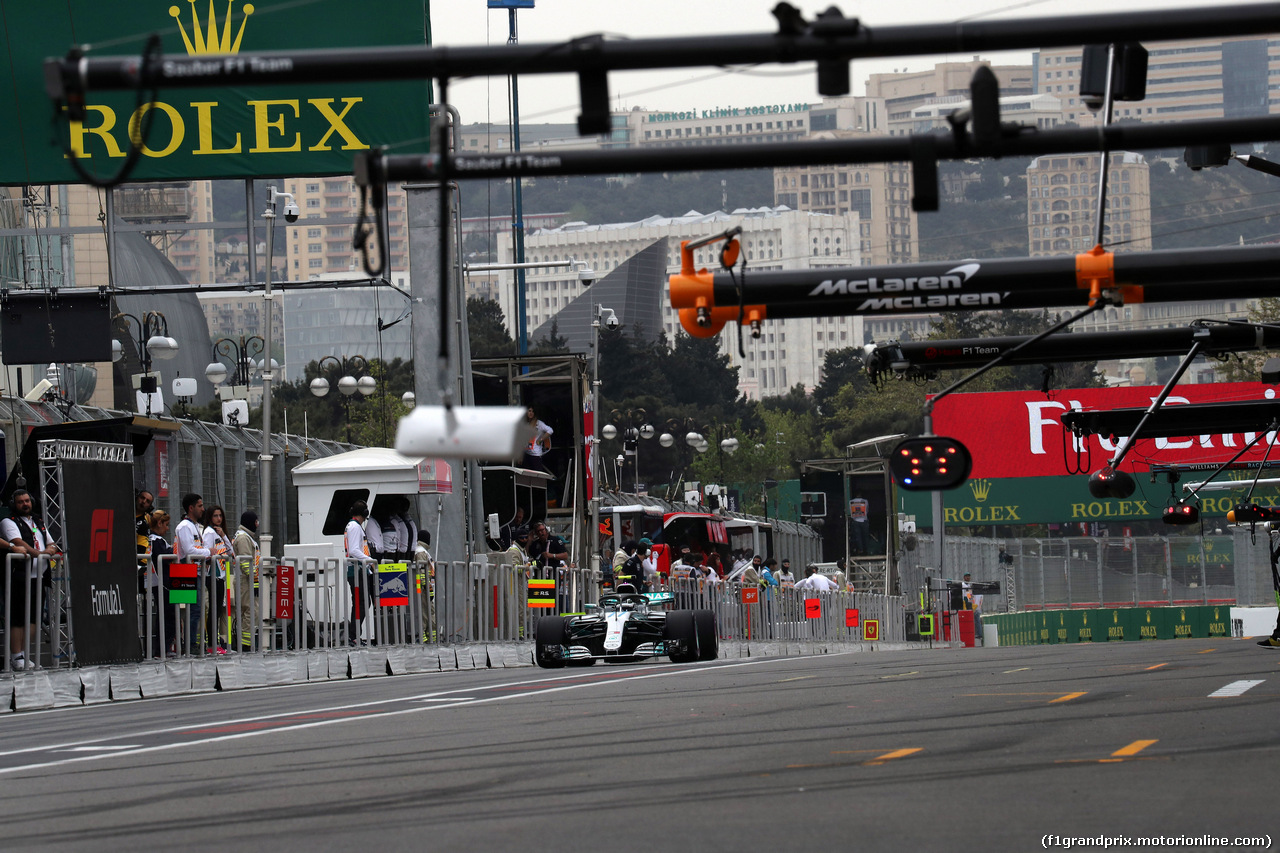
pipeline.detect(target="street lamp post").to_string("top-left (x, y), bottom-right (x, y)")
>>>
top-left (310, 354), bottom-right (376, 443)
top-left (687, 424), bottom-right (739, 509)
top-left (257, 186), bottom-right (297, 562)
top-left (604, 408), bottom-right (653, 493)
top-left (588, 304), bottom-right (614, 575)
top-left (657, 417), bottom-right (735, 504)
top-left (205, 335), bottom-right (270, 428)
top-left (113, 311), bottom-right (179, 418)
top-left (205, 335), bottom-right (265, 389)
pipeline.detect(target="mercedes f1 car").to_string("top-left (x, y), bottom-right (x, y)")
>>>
top-left (535, 588), bottom-right (718, 667)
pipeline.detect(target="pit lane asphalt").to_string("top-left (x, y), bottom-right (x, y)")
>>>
top-left (0, 638), bottom-right (1274, 851)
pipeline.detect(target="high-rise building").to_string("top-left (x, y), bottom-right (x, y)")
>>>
top-left (1026, 151), bottom-right (1152, 257)
top-left (1034, 37), bottom-right (1279, 125)
top-left (859, 61), bottom-right (1036, 136)
top-left (498, 206), bottom-right (934, 399)
top-left (773, 132), bottom-right (919, 267)
top-left (281, 178), bottom-right (409, 281)
top-left (197, 293), bottom-right (284, 350)
top-left (281, 272), bottom-right (412, 381)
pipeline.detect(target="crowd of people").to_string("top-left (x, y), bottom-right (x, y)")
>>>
top-left (594, 539), bottom-right (846, 596)
top-left (134, 489), bottom-right (263, 655)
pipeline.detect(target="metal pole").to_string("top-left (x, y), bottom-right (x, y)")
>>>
top-left (1092, 44), bottom-right (1117, 248)
top-left (508, 8), bottom-right (529, 355)
top-left (260, 200), bottom-right (275, 561)
top-left (590, 306), bottom-right (601, 578)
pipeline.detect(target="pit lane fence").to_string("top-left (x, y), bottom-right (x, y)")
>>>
top-left (2, 552), bottom-right (910, 673)
top-left (905, 532), bottom-right (1275, 613)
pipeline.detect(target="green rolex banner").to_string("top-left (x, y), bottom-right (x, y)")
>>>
top-left (2, 0), bottom-right (433, 184)
top-left (900, 474), bottom-right (1280, 526)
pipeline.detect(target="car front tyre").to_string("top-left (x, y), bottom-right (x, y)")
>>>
top-left (535, 616), bottom-right (569, 669)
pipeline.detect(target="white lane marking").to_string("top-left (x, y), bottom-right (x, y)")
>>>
top-left (416, 697), bottom-right (476, 702)
top-left (0, 663), bottom-right (661, 759)
top-left (1209, 679), bottom-right (1264, 697)
top-left (54, 746), bottom-right (141, 752)
top-left (0, 655), bottom-right (818, 776)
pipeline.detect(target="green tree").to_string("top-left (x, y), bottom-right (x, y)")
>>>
top-left (269, 357), bottom-right (415, 445)
top-left (529, 317), bottom-right (570, 355)
top-left (685, 408), bottom-right (823, 514)
top-left (1218, 297), bottom-right (1280, 382)
top-left (661, 331), bottom-right (742, 415)
top-left (467, 296), bottom-right (515, 358)
top-left (816, 310), bottom-right (1105, 451)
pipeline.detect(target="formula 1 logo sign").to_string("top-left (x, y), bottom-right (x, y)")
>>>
top-left (89, 509), bottom-right (113, 562)
top-left (931, 382), bottom-right (1280, 478)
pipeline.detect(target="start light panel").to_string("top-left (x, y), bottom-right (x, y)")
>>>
top-left (889, 437), bottom-right (973, 491)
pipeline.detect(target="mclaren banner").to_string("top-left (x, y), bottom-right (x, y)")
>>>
top-left (1, 0), bottom-right (432, 184)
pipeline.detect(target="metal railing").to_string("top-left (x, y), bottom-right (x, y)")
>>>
top-left (907, 532), bottom-right (1275, 612)
top-left (4, 553), bottom-right (910, 674)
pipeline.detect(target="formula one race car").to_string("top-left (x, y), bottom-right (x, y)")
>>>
top-left (535, 587), bottom-right (718, 667)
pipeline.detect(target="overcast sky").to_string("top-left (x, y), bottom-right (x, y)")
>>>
top-left (430, 0), bottom-right (1270, 126)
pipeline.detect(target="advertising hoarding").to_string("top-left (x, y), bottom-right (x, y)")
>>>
top-left (1, 0), bottom-right (432, 184)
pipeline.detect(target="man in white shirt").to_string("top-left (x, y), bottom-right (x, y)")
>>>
top-left (345, 500), bottom-right (376, 644)
top-left (794, 565), bottom-right (839, 591)
top-left (520, 407), bottom-right (554, 474)
top-left (2, 489), bottom-right (57, 670)
top-left (175, 493), bottom-right (211, 649)
top-left (640, 539), bottom-right (660, 592)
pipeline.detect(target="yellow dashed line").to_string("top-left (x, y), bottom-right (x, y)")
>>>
top-left (1049, 692), bottom-right (1086, 703)
top-left (1144, 663), bottom-right (1167, 670)
top-left (1112, 739), bottom-right (1158, 757)
top-left (865, 747), bottom-right (926, 768)
top-left (880, 671), bottom-right (919, 679)
top-left (1197, 649), bottom-right (1217, 654)
top-left (778, 676), bottom-right (815, 683)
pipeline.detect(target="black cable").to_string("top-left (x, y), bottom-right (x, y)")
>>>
top-left (55, 34), bottom-right (163, 189)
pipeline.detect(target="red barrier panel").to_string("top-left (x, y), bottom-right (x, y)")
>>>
top-left (958, 610), bottom-right (976, 647)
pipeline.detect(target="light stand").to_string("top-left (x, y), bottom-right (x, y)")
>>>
top-left (113, 311), bottom-right (179, 418)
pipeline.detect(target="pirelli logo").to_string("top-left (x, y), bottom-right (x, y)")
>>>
top-left (528, 578), bottom-right (557, 609)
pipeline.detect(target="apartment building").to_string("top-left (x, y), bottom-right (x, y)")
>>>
top-left (860, 61), bottom-right (1036, 135)
top-left (1026, 151), bottom-right (1153, 257)
top-left (773, 131), bottom-right (919, 267)
top-left (280, 178), bottom-right (409, 282)
top-left (496, 205), bottom-right (938, 399)
top-left (1034, 36), bottom-right (1279, 125)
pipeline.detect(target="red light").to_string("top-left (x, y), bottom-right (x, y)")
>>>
top-left (938, 467), bottom-right (948, 474)
top-left (923, 445), bottom-right (933, 453)
top-left (899, 448), bottom-right (909, 456)
top-left (911, 468), bottom-right (920, 475)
